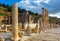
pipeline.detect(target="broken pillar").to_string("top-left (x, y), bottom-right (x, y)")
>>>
top-left (26, 12), bottom-right (31, 36)
top-left (38, 18), bottom-right (42, 34)
top-left (34, 24), bottom-right (38, 33)
top-left (0, 36), bottom-right (5, 41)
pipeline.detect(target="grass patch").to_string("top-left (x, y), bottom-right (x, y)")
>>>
top-left (0, 14), bottom-right (5, 16)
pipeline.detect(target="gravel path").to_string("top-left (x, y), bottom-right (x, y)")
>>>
top-left (26, 28), bottom-right (60, 41)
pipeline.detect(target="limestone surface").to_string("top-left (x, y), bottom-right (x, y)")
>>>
top-left (26, 28), bottom-right (60, 41)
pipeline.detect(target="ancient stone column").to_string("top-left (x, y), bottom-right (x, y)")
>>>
top-left (38, 18), bottom-right (42, 34)
top-left (12, 3), bottom-right (18, 41)
top-left (26, 12), bottom-right (31, 36)
top-left (45, 9), bottom-right (50, 29)
top-left (29, 15), bottom-right (32, 23)
top-left (42, 8), bottom-right (49, 29)
top-left (42, 8), bottom-right (46, 28)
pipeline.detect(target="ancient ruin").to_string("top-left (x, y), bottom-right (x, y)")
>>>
top-left (0, 2), bottom-right (59, 41)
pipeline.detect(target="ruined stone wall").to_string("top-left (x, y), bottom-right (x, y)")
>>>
top-left (0, 16), bottom-right (4, 25)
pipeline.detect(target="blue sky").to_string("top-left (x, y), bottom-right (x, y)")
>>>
top-left (0, 0), bottom-right (60, 18)
top-left (0, 0), bottom-right (20, 6)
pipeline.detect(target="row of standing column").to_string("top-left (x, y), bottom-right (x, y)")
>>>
top-left (11, 3), bottom-right (50, 41)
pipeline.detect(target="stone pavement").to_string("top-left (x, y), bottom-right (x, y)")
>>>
top-left (26, 28), bottom-right (60, 41)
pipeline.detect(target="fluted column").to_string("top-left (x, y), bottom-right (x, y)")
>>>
top-left (12, 3), bottom-right (18, 41)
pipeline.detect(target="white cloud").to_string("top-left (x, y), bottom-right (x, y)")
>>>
top-left (18, 0), bottom-right (50, 8)
top-left (18, 0), bottom-right (40, 11)
top-left (49, 12), bottom-right (60, 18)
top-left (17, 0), bottom-right (50, 13)
top-left (44, 0), bottom-right (50, 3)
top-left (18, 1), bottom-right (30, 5)
top-left (17, 0), bottom-right (60, 18)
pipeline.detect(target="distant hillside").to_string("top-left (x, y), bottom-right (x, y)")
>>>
top-left (0, 3), bottom-right (39, 16)
top-left (0, 4), bottom-right (11, 16)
